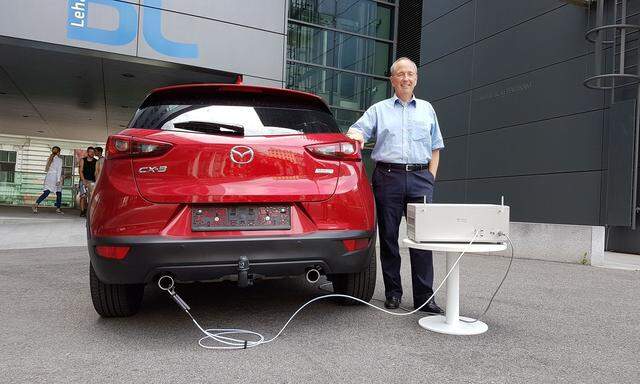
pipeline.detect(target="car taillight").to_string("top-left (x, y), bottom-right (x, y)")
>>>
top-left (305, 141), bottom-right (361, 161)
top-left (95, 245), bottom-right (130, 260)
top-left (106, 135), bottom-right (172, 159)
top-left (342, 238), bottom-right (370, 252)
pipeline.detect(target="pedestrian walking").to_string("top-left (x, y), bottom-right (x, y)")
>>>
top-left (33, 146), bottom-right (65, 214)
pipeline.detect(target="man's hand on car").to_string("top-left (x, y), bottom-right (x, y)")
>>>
top-left (346, 128), bottom-right (364, 145)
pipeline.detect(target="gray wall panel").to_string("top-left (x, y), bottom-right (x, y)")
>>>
top-left (605, 100), bottom-right (637, 226)
top-left (137, 6), bottom-right (285, 81)
top-left (470, 55), bottom-right (603, 133)
top-left (466, 172), bottom-right (602, 225)
top-left (243, 75), bottom-right (283, 88)
top-left (437, 136), bottom-right (467, 181)
top-left (418, 47), bottom-right (473, 100)
top-left (475, 0), bottom-right (566, 40)
top-left (0, 0), bottom-right (138, 56)
top-left (421, 1), bottom-right (475, 64)
top-left (433, 180), bottom-right (466, 203)
top-left (418, 0), bottom-right (616, 226)
top-left (0, 0), bottom-right (286, 81)
top-left (423, 0), bottom-right (472, 25)
top-left (473, 5), bottom-right (590, 87)
top-left (156, 0), bottom-right (286, 34)
top-left (468, 110), bottom-right (604, 178)
top-left (431, 92), bottom-right (470, 138)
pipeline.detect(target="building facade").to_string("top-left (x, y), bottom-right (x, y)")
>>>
top-left (420, 0), bottom-right (640, 255)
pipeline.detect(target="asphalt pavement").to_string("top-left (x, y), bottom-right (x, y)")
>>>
top-left (1, 245), bottom-right (639, 383)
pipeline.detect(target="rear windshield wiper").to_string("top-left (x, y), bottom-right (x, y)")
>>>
top-left (172, 121), bottom-right (245, 136)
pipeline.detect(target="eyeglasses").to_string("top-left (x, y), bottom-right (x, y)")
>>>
top-left (393, 71), bottom-right (416, 79)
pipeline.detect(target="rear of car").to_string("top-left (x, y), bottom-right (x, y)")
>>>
top-left (88, 84), bottom-right (376, 317)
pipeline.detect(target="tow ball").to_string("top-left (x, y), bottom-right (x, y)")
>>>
top-left (238, 256), bottom-right (253, 288)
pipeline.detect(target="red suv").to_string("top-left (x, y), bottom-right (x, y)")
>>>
top-left (88, 84), bottom-right (376, 317)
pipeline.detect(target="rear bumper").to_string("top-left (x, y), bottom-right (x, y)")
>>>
top-left (89, 230), bottom-right (376, 284)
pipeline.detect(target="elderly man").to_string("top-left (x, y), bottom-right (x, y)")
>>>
top-left (347, 57), bottom-right (445, 312)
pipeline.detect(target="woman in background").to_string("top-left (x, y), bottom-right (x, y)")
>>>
top-left (32, 146), bottom-right (64, 214)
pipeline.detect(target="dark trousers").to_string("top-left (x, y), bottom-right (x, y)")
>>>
top-left (36, 190), bottom-right (62, 208)
top-left (372, 164), bottom-right (436, 306)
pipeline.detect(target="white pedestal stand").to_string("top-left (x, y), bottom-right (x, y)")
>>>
top-left (403, 239), bottom-right (507, 335)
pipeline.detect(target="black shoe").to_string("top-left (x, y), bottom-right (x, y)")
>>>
top-left (415, 300), bottom-right (444, 315)
top-left (79, 210), bottom-right (86, 217)
top-left (384, 297), bottom-right (401, 309)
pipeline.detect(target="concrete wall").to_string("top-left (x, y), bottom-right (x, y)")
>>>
top-left (0, 0), bottom-right (287, 87)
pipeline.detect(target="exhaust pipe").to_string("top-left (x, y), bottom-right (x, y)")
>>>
top-left (158, 275), bottom-right (175, 291)
top-left (305, 268), bottom-right (321, 284)
top-left (157, 274), bottom-right (190, 311)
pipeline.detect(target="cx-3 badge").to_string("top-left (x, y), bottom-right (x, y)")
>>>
top-left (138, 166), bottom-right (167, 173)
top-left (230, 146), bottom-right (254, 164)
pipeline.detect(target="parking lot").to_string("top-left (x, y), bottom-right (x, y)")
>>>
top-left (1, 244), bottom-right (639, 383)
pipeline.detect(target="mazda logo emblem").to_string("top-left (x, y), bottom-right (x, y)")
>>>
top-left (230, 146), bottom-right (254, 164)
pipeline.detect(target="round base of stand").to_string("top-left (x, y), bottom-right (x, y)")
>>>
top-left (418, 315), bottom-right (488, 335)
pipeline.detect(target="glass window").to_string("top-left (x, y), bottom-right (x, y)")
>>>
top-left (331, 108), bottom-right (366, 132)
top-left (0, 150), bottom-right (16, 183)
top-left (288, 23), bottom-right (391, 77)
top-left (287, 62), bottom-right (389, 112)
top-left (60, 155), bottom-right (74, 187)
top-left (289, 0), bottom-right (394, 40)
top-left (132, 104), bottom-right (340, 136)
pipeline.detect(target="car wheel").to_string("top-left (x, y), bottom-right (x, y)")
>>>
top-left (90, 263), bottom-right (144, 317)
top-left (330, 249), bottom-right (377, 305)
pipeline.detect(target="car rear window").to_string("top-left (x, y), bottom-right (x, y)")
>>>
top-left (129, 105), bottom-right (340, 136)
top-left (128, 88), bottom-right (340, 136)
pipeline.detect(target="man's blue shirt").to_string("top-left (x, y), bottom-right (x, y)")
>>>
top-left (350, 95), bottom-right (444, 164)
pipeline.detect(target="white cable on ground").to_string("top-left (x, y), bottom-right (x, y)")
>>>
top-left (460, 232), bottom-right (514, 324)
top-left (160, 230), bottom-right (511, 350)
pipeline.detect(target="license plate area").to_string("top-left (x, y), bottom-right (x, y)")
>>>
top-left (191, 205), bottom-right (291, 231)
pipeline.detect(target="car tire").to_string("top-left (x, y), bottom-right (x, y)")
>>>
top-left (90, 263), bottom-right (144, 317)
top-left (330, 249), bottom-right (377, 305)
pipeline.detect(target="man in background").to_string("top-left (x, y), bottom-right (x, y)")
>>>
top-left (94, 146), bottom-right (105, 179)
top-left (78, 146), bottom-right (97, 217)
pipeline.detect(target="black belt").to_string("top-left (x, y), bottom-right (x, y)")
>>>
top-left (377, 162), bottom-right (430, 172)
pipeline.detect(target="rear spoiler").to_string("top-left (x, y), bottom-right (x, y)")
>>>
top-left (141, 84), bottom-right (331, 114)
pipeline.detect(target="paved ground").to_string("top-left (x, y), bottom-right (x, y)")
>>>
top-left (1, 246), bottom-right (639, 383)
top-left (0, 206), bottom-right (86, 249)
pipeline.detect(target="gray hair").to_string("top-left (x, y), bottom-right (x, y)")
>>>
top-left (389, 57), bottom-right (417, 76)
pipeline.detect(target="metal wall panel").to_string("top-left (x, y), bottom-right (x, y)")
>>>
top-left (0, 0), bottom-right (287, 82)
top-left (605, 99), bottom-right (637, 227)
top-left (418, 46), bottom-right (473, 100)
top-left (422, 0), bottom-right (471, 25)
top-left (466, 171), bottom-right (603, 225)
top-left (418, 0), bottom-right (636, 227)
top-left (421, 1), bottom-right (475, 64)
top-left (473, 5), bottom-right (590, 87)
top-left (470, 55), bottom-right (604, 134)
top-left (474, 0), bottom-right (566, 40)
top-left (155, 0), bottom-right (287, 34)
top-left (431, 92), bottom-right (470, 138)
top-left (0, 0), bottom-right (139, 56)
top-left (436, 136), bottom-right (467, 181)
top-left (137, 5), bottom-right (284, 81)
top-left (468, 110), bottom-right (604, 178)
top-left (609, 226), bottom-right (640, 253)
top-left (433, 180), bottom-right (466, 203)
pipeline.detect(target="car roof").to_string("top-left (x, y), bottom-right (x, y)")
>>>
top-left (143, 83), bottom-right (331, 113)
